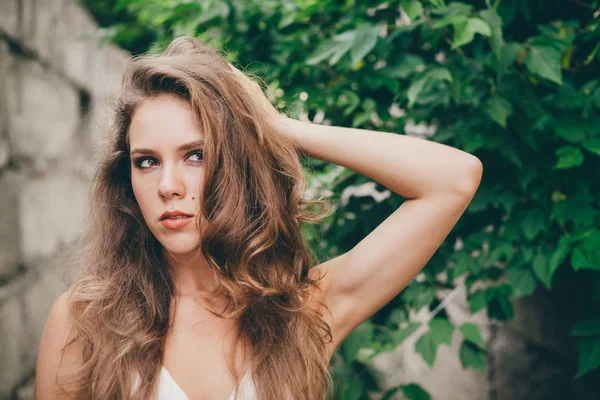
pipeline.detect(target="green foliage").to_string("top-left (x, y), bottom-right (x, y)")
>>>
top-left (80, 0), bottom-right (600, 397)
top-left (415, 318), bottom-right (454, 366)
top-left (459, 341), bottom-right (486, 370)
top-left (401, 383), bottom-right (431, 400)
top-left (342, 320), bottom-right (374, 362)
top-left (459, 322), bottom-right (487, 370)
top-left (571, 316), bottom-right (600, 378)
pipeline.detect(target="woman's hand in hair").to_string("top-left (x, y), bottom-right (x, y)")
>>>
top-left (228, 63), bottom-right (283, 122)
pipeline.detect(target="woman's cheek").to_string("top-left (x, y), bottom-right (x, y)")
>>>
top-left (131, 179), bottom-right (154, 220)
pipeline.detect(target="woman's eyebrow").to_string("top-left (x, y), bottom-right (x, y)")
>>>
top-left (130, 139), bottom-right (205, 156)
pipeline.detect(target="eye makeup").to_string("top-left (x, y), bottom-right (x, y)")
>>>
top-left (131, 150), bottom-right (204, 170)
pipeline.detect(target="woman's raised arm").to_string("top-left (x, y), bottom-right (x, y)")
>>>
top-left (279, 117), bottom-right (482, 356)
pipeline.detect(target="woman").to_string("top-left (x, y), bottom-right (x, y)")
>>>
top-left (35, 36), bottom-right (482, 399)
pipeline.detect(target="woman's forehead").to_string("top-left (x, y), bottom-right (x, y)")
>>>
top-left (128, 95), bottom-right (205, 149)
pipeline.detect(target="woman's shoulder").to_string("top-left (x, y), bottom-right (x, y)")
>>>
top-left (35, 290), bottom-right (82, 399)
top-left (38, 290), bottom-right (76, 359)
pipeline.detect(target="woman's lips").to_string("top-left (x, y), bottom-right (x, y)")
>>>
top-left (160, 216), bottom-right (193, 229)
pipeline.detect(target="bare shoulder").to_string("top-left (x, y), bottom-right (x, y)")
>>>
top-left (35, 290), bottom-right (83, 399)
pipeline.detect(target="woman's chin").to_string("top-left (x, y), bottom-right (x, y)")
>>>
top-left (159, 241), bottom-right (202, 260)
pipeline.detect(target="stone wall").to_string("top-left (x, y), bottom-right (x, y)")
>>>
top-left (0, 0), bottom-right (128, 398)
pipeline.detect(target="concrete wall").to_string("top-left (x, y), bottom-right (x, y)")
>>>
top-left (0, 0), bottom-right (128, 398)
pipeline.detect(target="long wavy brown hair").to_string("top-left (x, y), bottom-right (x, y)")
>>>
top-left (60, 36), bottom-right (335, 399)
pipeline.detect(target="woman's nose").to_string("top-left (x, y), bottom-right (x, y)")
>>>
top-left (158, 164), bottom-right (186, 199)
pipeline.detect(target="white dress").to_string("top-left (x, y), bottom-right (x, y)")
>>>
top-left (155, 366), bottom-right (256, 399)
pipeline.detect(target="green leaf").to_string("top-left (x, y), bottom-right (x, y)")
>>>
top-left (113, 0), bottom-right (131, 12)
top-left (415, 330), bottom-right (437, 366)
top-left (575, 337), bottom-right (600, 378)
top-left (521, 246), bottom-right (535, 263)
top-left (387, 308), bottom-right (408, 326)
top-left (467, 18), bottom-right (492, 37)
top-left (479, 9), bottom-right (504, 58)
top-left (392, 322), bottom-right (421, 346)
top-left (407, 76), bottom-right (431, 108)
top-left (402, 383), bottom-right (431, 400)
top-left (459, 323), bottom-right (486, 349)
top-left (306, 31), bottom-right (355, 66)
top-left (451, 251), bottom-right (481, 278)
top-left (485, 96), bottom-right (513, 127)
top-left (432, 2), bottom-right (473, 16)
top-left (462, 132), bottom-right (485, 153)
top-left (553, 146), bottom-right (584, 170)
top-left (329, 39), bottom-right (354, 65)
top-left (521, 209), bottom-right (546, 241)
top-left (362, 98), bottom-right (376, 111)
top-left (382, 54), bottom-right (425, 79)
top-left (428, 68), bottom-right (453, 82)
top-left (498, 42), bottom-right (524, 76)
top-left (407, 68), bottom-right (453, 108)
top-left (339, 377), bottom-right (365, 400)
top-left (528, 32), bottom-right (573, 53)
top-left (571, 318), bottom-right (600, 337)
top-left (331, 30), bottom-right (358, 65)
top-left (382, 387), bottom-right (400, 400)
top-left (278, 12), bottom-right (297, 29)
top-left (452, 18), bottom-right (492, 49)
top-left (524, 45), bottom-right (563, 85)
top-left (306, 39), bottom-right (341, 65)
top-left (571, 247), bottom-right (592, 270)
top-left (468, 290), bottom-right (489, 313)
top-left (553, 200), bottom-right (597, 229)
top-left (549, 236), bottom-right (571, 275)
top-left (430, 318), bottom-right (454, 346)
top-left (554, 118), bottom-right (587, 143)
top-left (338, 91), bottom-right (361, 117)
top-left (580, 229), bottom-right (600, 263)
top-left (342, 320), bottom-right (374, 362)
top-left (400, 0), bottom-right (424, 21)
top-left (350, 24), bottom-right (380, 65)
top-left (459, 341), bottom-right (486, 371)
top-left (487, 286), bottom-right (514, 320)
top-left (532, 252), bottom-right (554, 289)
top-left (432, 14), bottom-right (468, 29)
top-left (401, 283), bottom-right (436, 310)
top-left (571, 228), bottom-right (598, 243)
top-left (582, 138), bottom-right (600, 156)
top-left (488, 242), bottom-right (515, 264)
top-left (496, 191), bottom-right (519, 213)
top-left (506, 268), bottom-right (537, 298)
top-left (415, 318), bottom-right (454, 366)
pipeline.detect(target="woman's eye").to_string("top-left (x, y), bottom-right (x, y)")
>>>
top-left (135, 157), bottom-right (158, 169)
top-left (187, 151), bottom-right (204, 162)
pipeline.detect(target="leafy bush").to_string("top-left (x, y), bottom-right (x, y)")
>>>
top-left (80, 0), bottom-right (600, 398)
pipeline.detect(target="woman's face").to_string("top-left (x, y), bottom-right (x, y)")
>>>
top-left (129, 94), bottom-right (205, 257)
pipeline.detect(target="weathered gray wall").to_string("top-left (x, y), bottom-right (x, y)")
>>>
top-left (0, 0), bottom-right (128, 398)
